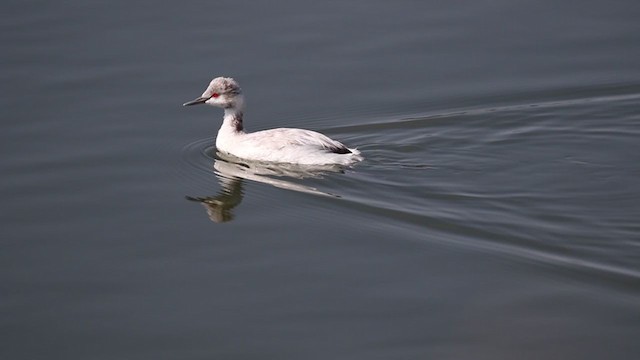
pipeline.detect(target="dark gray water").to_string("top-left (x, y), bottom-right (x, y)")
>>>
top-left (2, 1), bottom-right (640, 359)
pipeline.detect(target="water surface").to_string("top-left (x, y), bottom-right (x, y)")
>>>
top-left (1, 1), bottom-right (640, 359)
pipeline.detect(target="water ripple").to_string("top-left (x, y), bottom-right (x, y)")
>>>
top-left (180, 88), bottom-right (640, 291)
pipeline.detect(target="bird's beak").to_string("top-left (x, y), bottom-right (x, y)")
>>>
top-left (183, 96), bottom-right (209, 106)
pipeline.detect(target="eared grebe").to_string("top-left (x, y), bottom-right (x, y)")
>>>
top-left (183, 77), bottom-right (363, 165)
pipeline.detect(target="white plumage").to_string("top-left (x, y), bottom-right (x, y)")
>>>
top-left (184, 77), bottom-right (363, 166)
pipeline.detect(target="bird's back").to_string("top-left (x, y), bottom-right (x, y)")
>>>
top-left (218, 127), bottom-right (362, 165)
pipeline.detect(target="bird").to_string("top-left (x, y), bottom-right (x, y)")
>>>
top-left (183, 77), bottom-right (363, 166)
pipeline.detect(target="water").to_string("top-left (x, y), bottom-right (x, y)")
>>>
top-left (2, 1), bottom-right (639, 359)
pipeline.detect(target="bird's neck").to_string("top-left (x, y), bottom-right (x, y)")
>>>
top-left (221, 107), bottom-right (245, 134)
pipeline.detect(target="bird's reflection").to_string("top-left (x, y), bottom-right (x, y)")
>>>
top-left (187, 152), bottom-right (345, 223)
top-left (185, 174), bottom-right (244, 223)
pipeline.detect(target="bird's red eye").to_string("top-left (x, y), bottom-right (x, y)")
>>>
top-left (211, 93), bottom-right (219, 98)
